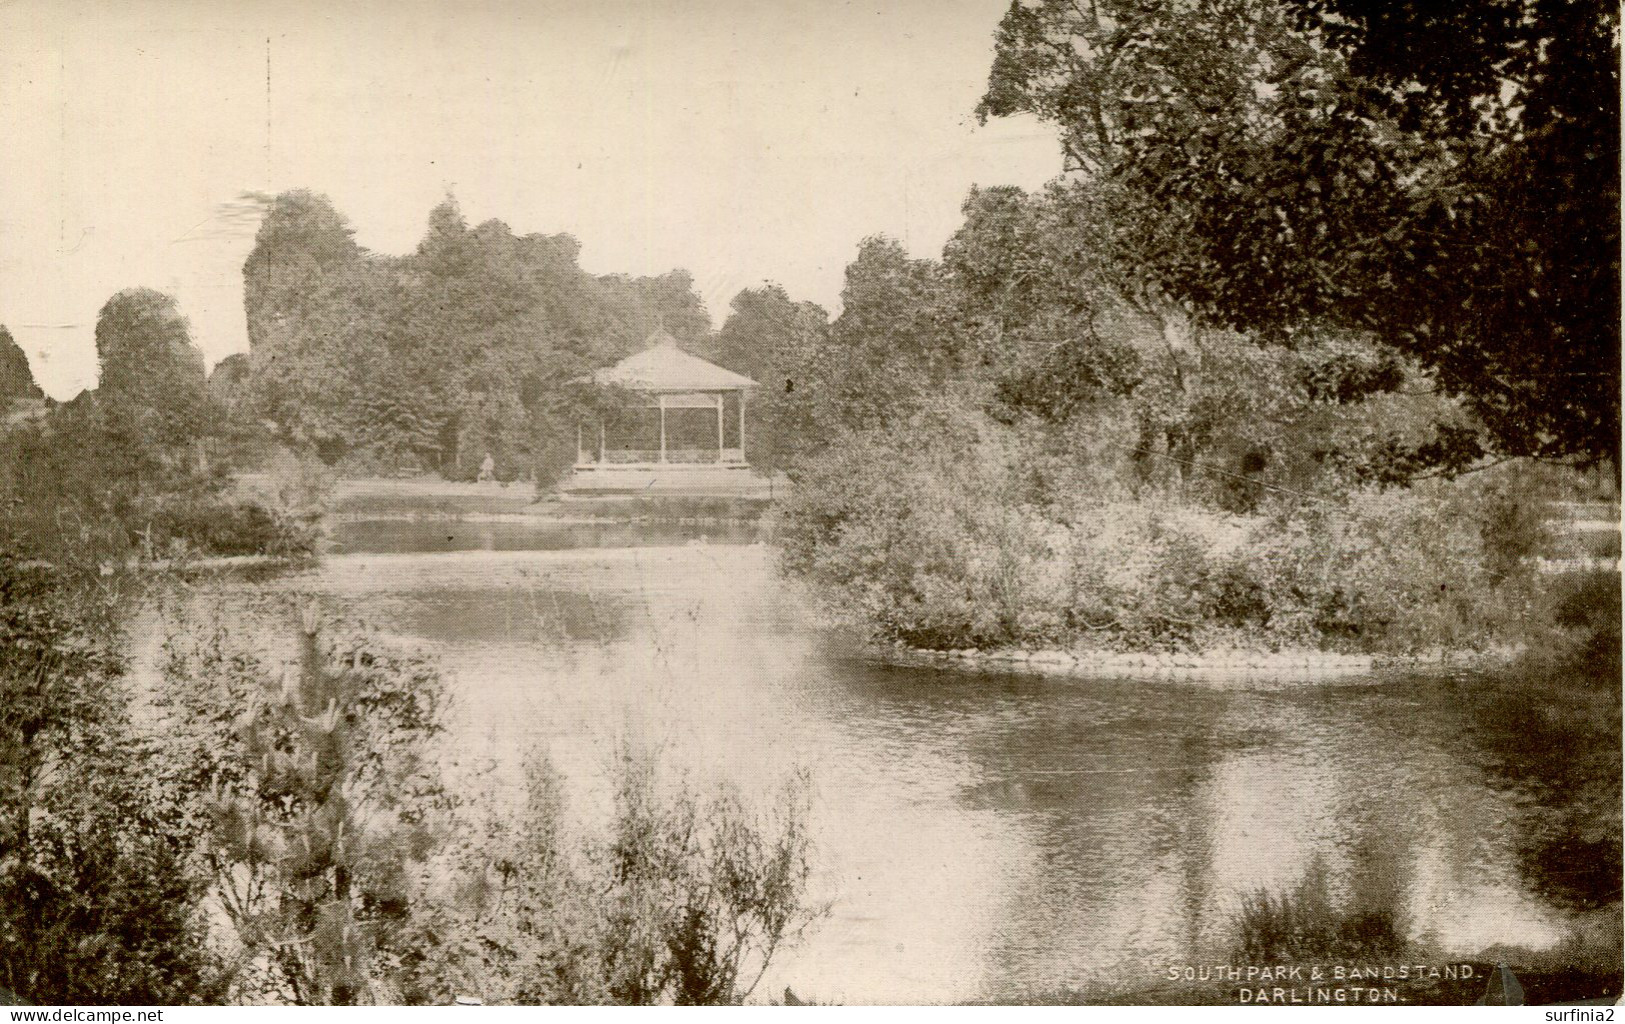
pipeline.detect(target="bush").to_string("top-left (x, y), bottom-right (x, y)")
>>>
top-left (1234, 859), bottom-right (1409, 963)
top-left (1517, 569), bottom-right (1623, 684)
top-left (1233, 485), bottom-right (1517, 654)
top-left (397, 751), bottom-right (820, 1006)
top-left (1081, 486), bottom-right (1535, 654)
top-left (0, 559), bottom-right (223, 1004)
top-left (590, 754), bottom-right (818, 1005)
top-left (780, 402), bottom-right (1071, 648)
top-left (144, 497), bottom-right (319, 559)
top-left (1474, 465), bottom-right (1560, 580)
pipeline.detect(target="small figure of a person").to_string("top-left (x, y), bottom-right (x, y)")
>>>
top-left (478, 452), bottom-right (495, 483)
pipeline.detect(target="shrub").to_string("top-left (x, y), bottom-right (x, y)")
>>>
top-left (399, 751), bottom-right (821, 1006)
top-left (1239, 485), bottom-right (1514, 654)
top-left (1060, 483), bottom-right (1540, 654)
top-left (780, 401), bottom-right (1071, 648)
top-left (162, 607), bottom-right (452, 1004)
top-left (144, 497), bottom-right (320, 559)
top-left (0, 558), bottom-right (222, 1004)
top-left (1234, 859), bottom-right (1409, 963)
top-left (779, 404), bottom-right (1550, 655)
top-left (1518, 569), bottom-right (1623, 685)
top-left (260, 446), bottom-right (336, 516)
top-left (1473, 465), bottom-right (1559, 581)
top-left (591, 754), bottom-right (819, 1005)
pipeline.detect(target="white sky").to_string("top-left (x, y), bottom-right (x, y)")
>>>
top-left (0, 0), bottom-right (1060, 398)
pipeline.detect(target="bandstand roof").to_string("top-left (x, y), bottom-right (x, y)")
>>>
top-left (592, 329), bottom-right (758, 391)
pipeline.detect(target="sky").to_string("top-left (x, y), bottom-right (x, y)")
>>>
top-left (0, 0), bottom-right (1062, 398)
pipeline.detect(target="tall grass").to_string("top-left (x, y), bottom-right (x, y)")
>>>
top-left (1233, 861), bottom-right (1409, 963)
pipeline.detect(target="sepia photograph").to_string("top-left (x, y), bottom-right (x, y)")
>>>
top-left (0, 0), bottom-right (1618, 1010)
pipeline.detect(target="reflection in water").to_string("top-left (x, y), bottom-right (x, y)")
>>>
top-left (157, 523), bottom-right (1619, 1004)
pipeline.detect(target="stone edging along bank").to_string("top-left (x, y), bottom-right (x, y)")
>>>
top-left (872, 644), bottom-right (1517, 680)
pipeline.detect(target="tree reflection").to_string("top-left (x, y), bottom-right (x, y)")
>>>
top-left (1446, 669), bottom-right (1622, 912)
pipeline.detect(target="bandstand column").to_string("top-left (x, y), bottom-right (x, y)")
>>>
top-left (658, 394), bottom-right (667, 464)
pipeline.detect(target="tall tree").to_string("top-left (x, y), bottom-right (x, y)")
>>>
top-left (242, 190), bottom-right (366, 355)
top-left (206, 352), bottom-right (252, 414)
top-left (91, 288), bottom-right (215, 504)
top-left (943, 185), bottom-right (1144, 425)
top-left (390, 200), bottom-right (547, 475)
top-left (806, 237), bottom-right (966, 436)
top-left (712, 284), bottom-right (830, 473)
top-left (632, 270), bottom-right (713, 348)
top-left (978, 0), bottom-right (1620, 466)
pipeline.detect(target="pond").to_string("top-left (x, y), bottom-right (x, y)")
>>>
top-left (159, 519), bottom-right (1621, 1004)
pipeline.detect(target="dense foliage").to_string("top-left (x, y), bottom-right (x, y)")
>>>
top-left (703, 285), bottom-right (830, 474)
top-left (780, 397), bottom-right (1557, 655)
top-left (0, 560), bottom-right (222, 1005)
top-left (95, 289), bottom-right (207, 409)
top-left (770, 173), bottom-right (1608, 659)
top-left (390, 754), bottom-right (818, 1006)
top-left (976, 0), bottom-right (1619, 466)
top-left (0, 565), bottom-right (821, 1007)
top-left (0, 291), bottom-right (330, 1004)
top-left (0, 285), bottom-right (338, 1004)
top-left (768, 0), bottom-right (1617, 656)
top-left (236, 190), bottom-right (730, 482)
